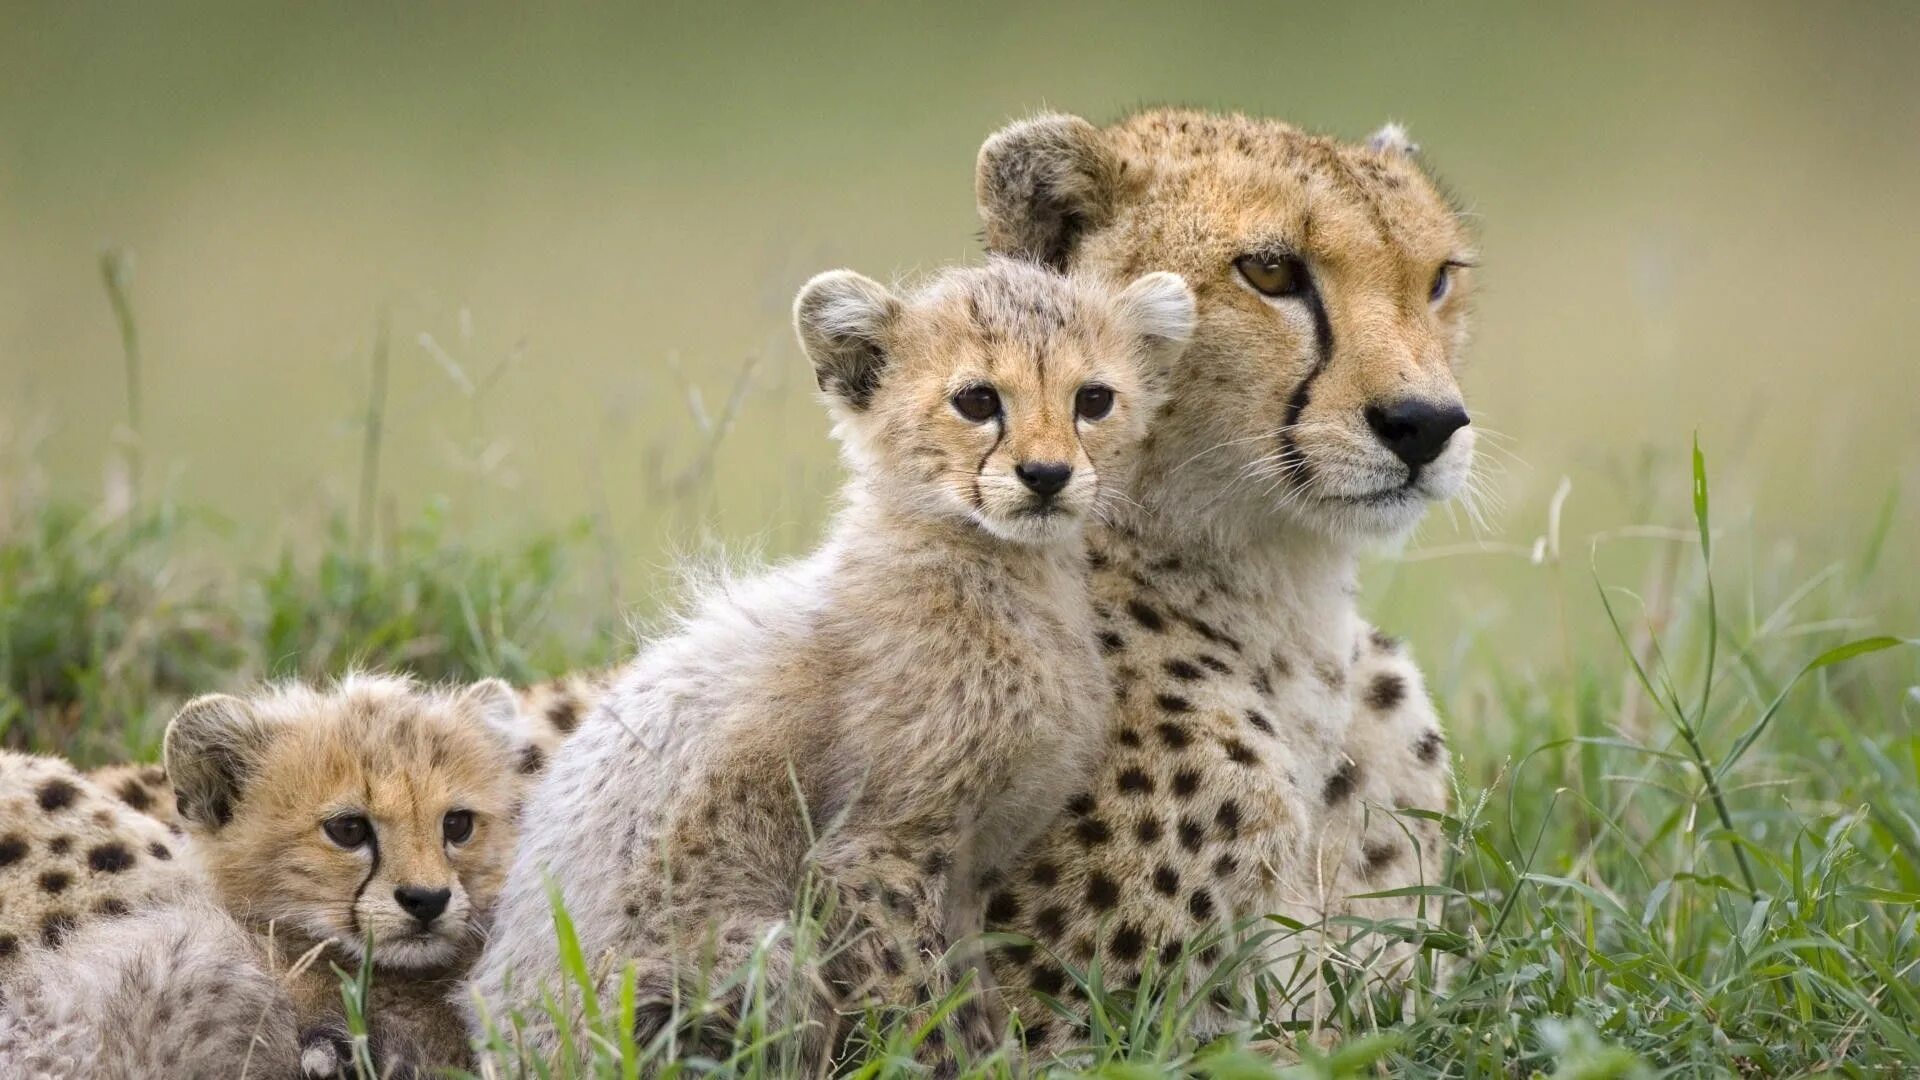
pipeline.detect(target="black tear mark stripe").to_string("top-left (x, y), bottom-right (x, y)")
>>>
top-left (970, 416), bottom-right (1006, 512)
top-left (1278, 280), bottom-right (1336, 475)
top-left (348, 784), bottom-right (380, 939)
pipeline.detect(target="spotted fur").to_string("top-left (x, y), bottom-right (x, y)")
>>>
top-left (469, 260), bottom-right (1195, 1069)
top-left (973, 109), bottom-right (1466, 1053)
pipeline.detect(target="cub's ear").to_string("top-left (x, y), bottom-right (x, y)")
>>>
top-left (794, 270), bottom-right (902, 412)
top-left (1114, 271), bottom-right (1197, 371)
top-left (976, 113), bottom-right (1121, 269)
top-left (456, 678), bottom-right (522, 740)
top-left (164, 694), bottom-right (279, 830)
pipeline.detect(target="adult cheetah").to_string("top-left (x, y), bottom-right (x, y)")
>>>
top-left (972, 109), bottom-right (1471, 1051)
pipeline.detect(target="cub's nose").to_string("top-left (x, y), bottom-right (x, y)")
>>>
top-left (394, 885), bottom-right (451, 925)
top-left (1015, 461), bottom-right (1073, 498)
top-left (1365, 399), bottom-right (1471, 469)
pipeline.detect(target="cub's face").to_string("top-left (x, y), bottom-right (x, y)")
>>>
top-left (979, 110), bottom-right (1478, 542)
top-left (165, 677), bottom-right (524, 972)
top-left (794, 259), bottom-right (1193, 546)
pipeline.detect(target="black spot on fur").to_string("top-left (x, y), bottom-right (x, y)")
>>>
top-left (0, 935), bottom-right (15, 960)
top-left (1178, 818), bottom-right (1206, 852)
top-left (1366, 673), bottom-right (1408, 711)
top-left (1222, 738), bottom-right (1258, 766)
top-left (36, 778), bottom-right (79, 812)
top-left (1156, 722), bottom-right (1191, 749)
top-left (1036, 906), bottom-right (1067, 937)
top-left (545, 698), bottom-right (583, 733)
top-left (1324, 760), bottom-right (1360, 804)
top-left (1215, 801), bottom-right (1241, 840)
top-left (1111, 923), bottom-right (1145, 962)
top-left (1030, 964), bottom-right (1066, 996)
top-left (1199, 655), bottom-right (1232, 675)
top-left (921, 849), bottom-right (951, 875)
top-left (1171, 769), bottom-right (1200, 797)
top-left (1136, 816), bottom-right (1162, 844)
top-left (1158, 940), bottom-right (1184, 966)
top-left (1001, 941), bottom-right (1034, 967)
top-left (116, 780), bottom-right (153, 812)
top-left (147, 842), bottom-right (171, 861)
top-left (1066, 792), bottom-right (1096, 816)
top-left (986, 891), bottom-right (1021, 923)
top-left (1097, 630), bottom-right (1127, 657)
top-left (518, 745), bottom-right (546, 775)
top-left (624, 902), bottom-right (641, 919)
top-left (1162, 659), bottom-right (1203, 682)
top-left (1021, 1020), bottom-right (1052, 1048)
top-left (1364, 842), bottom-right (1399, 872)
top-left (1188, 890), bottom-right (1216, 921)
top-left (95, 897), bottom-right (130, 917)
top-left (1174, 612), bottom-right (1242, 653)
top-left (48, 836), bottom-right (72, 855)
top-left (1244, 710), bottom-right (1274, 735)
top-left (1126, 599), bottom-right (1165, 632)
top-left (1370, 627), bottom-right (1401, 653)
top-left (1315, 659), bottom-right (1347, 691)
top-left (40, 912), bottom-right (74, 948)
top-left (1153, 866), bottom-right (1180, 896)
top-left (0, 835), bottom-right (26, 866)
top-left (1085, 873), bottom-right (1119, 910)
top-left (1031, 860), bottom-right (1059, 886)
top-left (1252, 667), bottom-right (1274, 696)
top-left (1415, 729), bottom-right (1446, 764)
top-left (86, 841), bottom-right (134, 876)
top-left (1213, 853), bottom-right (1238, 877)
top-left (1116, 767), bottom-right (1153, 795)
top-left (1075, 817), bottom-right (1111, 846)
top-left (39, 870), bottom-right (71, 895)
top-left (1155, 693), bottom-right (1192, 714)
top-left (1117, 728), bottom-right (1142, 748)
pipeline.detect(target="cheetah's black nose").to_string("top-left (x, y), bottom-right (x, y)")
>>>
top-left (1015, 461), bottom-right (1073, 498)
top-left (394, 886), bottom-right (451, 925)
top-left (1365, 399), bottom-right (1470, 470)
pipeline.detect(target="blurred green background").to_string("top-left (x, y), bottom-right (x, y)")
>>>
top-left (4, 2), bottom-right (1916, 713)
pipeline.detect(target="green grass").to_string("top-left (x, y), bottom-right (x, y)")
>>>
top-left (5, 432), bottom-right (1913, 1078)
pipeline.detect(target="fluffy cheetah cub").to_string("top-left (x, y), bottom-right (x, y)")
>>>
top-left (167, 674), bottom-right (529, 1074)
top-left (0, 675), bottom-right (532, 1079)
top-left (470, 259), bottom-right (1195, 1062)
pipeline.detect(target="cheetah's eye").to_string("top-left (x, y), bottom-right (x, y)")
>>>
top-left (443, 810), bottom-right (474, 845)
top-left (1235, 254), bottom-right (1309, 298)
top-left (951, 384), bottom-right (1001, 423)
top-left (1429, 264), bottom-right (1453, 304)
top-left (1075, 384), bottom-right (1115, 421)
top-left (322, 814), bottom-right (371, 850)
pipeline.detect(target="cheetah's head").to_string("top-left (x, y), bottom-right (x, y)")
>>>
top-left (794, 258), bottom-right (1193, 546)
top-left (164, 675), bottom-right (527, 973)
top-left (977, 109), bottom-right (1478, 546)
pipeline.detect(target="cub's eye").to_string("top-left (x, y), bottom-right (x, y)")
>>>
top-left (1235, 254), bottom-right (1309, 298)
top-left (951, 384), bottom-right (1001, 423)
top-left (1075, 384), bottom-right (1115, 421)
top-left (1429, 263), bottom-right (1454, 304)
top-left (322, 814), bottom-right (371, 849)
top-left (442, 809), bottom-right (474, 845)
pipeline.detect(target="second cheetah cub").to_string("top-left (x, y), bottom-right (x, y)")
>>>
top-left (470, 259), bottom-right (1195, 1061)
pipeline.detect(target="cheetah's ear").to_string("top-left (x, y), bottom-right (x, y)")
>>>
top-left (1366, 122), bottom-right (1419, 157)
top-left (164, 694), bottom-right (280, 831)
top-left (794, 270), bottom-right (902, 413)
top-left (1114, 271), bottom-right (1197, 373)
top-left (976, 113), bottom-right (1121, 270)
top-left (456, 678), bottom-right (522, 742)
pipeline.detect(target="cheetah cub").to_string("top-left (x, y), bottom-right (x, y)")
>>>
top-left (0, 675), bottom-right (533, 1079)
top-left (470, 259), bottom-right (1195, 1062)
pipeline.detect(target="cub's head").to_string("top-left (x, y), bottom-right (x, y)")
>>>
top-left (163, 674), bottom-right (525, 973)
top-left (794, 258), bottom-right (1193, 546)
top-left (978, 109), bottom-right (1477, 543)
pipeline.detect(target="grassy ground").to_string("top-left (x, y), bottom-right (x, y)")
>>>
top-left (4, 426), bottom-right (1915, 1079)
